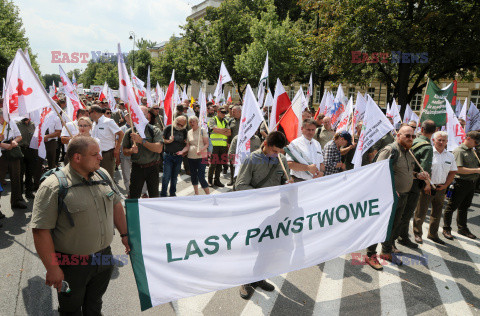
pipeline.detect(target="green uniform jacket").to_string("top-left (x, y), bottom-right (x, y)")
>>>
top-left (235, 147), bottom-right (289, 191)
top-left (454, 144), bottom-right (480, 182)
top-left (411, 135), bottom-right (433, 174)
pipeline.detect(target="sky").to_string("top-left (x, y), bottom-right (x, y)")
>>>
top-left (15, 0), bottom-right (203, 75)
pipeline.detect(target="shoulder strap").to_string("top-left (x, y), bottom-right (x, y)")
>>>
top-left (95, 169), bottom-right (120, 195)
top-left (53, 169), bottom-right (75, 227)
top-left (411, 140), bottom-right (430, 152)
top-left (253, 160), bottom-right (278, 189)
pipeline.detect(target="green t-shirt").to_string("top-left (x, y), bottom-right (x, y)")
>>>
top-left (122, 124), bottom-right (163, 165)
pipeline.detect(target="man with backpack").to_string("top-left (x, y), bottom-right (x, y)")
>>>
top-left (31, 136), bottom-right (129, 315)
top-left (365, 126), bottom-right (429, 270)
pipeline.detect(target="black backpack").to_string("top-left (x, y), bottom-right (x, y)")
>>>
top-left (40, 168), bottom-right (118, 227)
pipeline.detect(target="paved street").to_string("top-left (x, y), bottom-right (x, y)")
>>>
top-left (1, 169), bottom-right (479, 316)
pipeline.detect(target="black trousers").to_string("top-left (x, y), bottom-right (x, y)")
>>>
top-left (367, 193), bottom-right (409, 256)
top-left (45, 140), bottom-right (58, 169)
top-left (398, 179), bottom-right (422, 240)
top-left (444, 178), bottom-right (476, 231)
top-left (20, 147), bottom-right (42, 193)
top-left (208, 146), bottom-right (228, 182)
top-left (129, 163), bottom-right (160, 199)
top-left (57, 247), bottom-right (114, 316)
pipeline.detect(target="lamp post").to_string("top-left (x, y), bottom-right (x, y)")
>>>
top-left (129, 31), bottom-right (136, 69)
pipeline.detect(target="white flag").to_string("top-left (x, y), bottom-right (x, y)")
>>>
top-left (336, 96), bottom-right (353, 132)
top-left (387, 99), bottom-right (402, 128)
top-left (198, 88), bottom-right (208, 131)
top-left (263, 89), bottom-right (273, 108)
top-left (353, 97), bottom-right (394, 168)
top-left (403, 103), bottom-right (414, 123)
top-left (446, 99), bottom-right (465, 151)
top-left (214, 61), bottom-right (232, 100)
top-left (181, 85), bottom-right (188, 102)
top-left (458, 98), bottom-right (467, 121)
top-left (234, 84), bottom-right (264, 176)
top-left (107, 88), bottom-right (117, 113)
top-left (117, 44), bottom-right (148, 137)
top-left (30, 107), bottom-right (55, 159)
top-left (466, 102), bottom-right (480, 132)
top-left (257, 52), bottom-right (268, 108)
top-left (455, 100), bottom-right (462, 117)
top-left (146, 66), bottom-right (153, 107)
top-left (323, 91), bottom-right (334, 115)
top-left (306, 73), bottom-right (313, 100)
top-left (59, 65), bottom-right (82, 121)
top-left (3, 49), bottom-right (56, 120)
top-left (409, 107), bottom-right (419, 124)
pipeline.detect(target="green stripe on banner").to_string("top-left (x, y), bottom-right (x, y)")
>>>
top-left (125, 199), bottom-right (153, 311)
top-left (385, 159), bottom-right (398, 240)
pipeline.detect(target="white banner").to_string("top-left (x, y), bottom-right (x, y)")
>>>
top-left (126, 160), bottom-right (396, 311)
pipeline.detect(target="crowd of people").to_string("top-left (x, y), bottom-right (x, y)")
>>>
top-left (1, 91), bottom-right (479, 312)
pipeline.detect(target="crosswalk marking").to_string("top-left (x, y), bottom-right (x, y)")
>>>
top-left (312, 255), bottom-right (346, 315)
top-left (240, 274), bottom-right (287, 315)
top-left (379, 261), bottom-right (407, 315)
top-left (172, 291), bottom-right (216, 315)
top-left (419, 223), bottom-right (473, 316)
top-left (451, 231), bottom-right (480, 273)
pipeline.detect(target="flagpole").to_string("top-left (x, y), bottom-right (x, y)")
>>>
top-left (417, 78), bottom-right (430, 124)
top-left (262, 117), bottom-right (290, 182)
top-left (408, 150), bottom-right (436, 189)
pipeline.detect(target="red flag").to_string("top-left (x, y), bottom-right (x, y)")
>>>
top-left (163, 70), bottom-right (175, 126)
top-left (268, 78), bottom-right (291, 131)
top-left (278, 88), bottom-right (305, 142)
top-left (99, 82), bottom-right (108, 101)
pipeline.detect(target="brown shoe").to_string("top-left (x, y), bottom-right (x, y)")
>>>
top-left (414, 235), bottom-right (423, 244)
top-left (458, 229), bottom-right (477, 240)
top-left (442, 229), bottom-right (454, 240)
top-left (427, 235), bottom-right (446, 245)
top-left (239, 284), bottom-right (255, 300)
top-left (380, 253), bottom-right (403, 266)
top-left (365, 255), bottom-right (384, 270)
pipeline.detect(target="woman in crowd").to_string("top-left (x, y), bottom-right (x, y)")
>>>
top-left (186, 116), bottom-right (210, 195)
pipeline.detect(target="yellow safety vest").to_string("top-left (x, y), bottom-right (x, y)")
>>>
top-left (210, 116), bottom-right (228, 147)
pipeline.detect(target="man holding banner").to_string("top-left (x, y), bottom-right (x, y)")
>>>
top-left (235, 131), bottom-right (290, 299)
top-left (366, 126), bottom-right (428, 269)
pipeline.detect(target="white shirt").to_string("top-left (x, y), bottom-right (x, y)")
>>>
top-left (92, 115), bottom-right (121, 152)
top-left (431, 147), bottom-right (457, 185)
top-left (2, 121), bottom-right (21, 142)
top-left (61, 121), bottom-right (79, 138)
top-left (44, 115), bottom-right (62, 141)
top-left (286, 134), bottom-right (324, 180)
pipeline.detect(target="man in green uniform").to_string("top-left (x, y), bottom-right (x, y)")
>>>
top-left (31, 136), bottom-right (130, 315)
top-left (365, 126), bottom-right (429, 270)
top-left (208, 108), bottom-right (231, 187)
top-left (235, 131), bottom-right (291, 299)
top-left (227, 105), bottom-right (242, 185)
top-left (122, 106), bottom-right (163, 199)
top-left (398, 120), bottom-right (435, 248)
top-left (443, 131), bottom-right (480, 240)
top-left (17, 117), bottom-right (41, 199)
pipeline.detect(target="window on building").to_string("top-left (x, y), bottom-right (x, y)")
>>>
top-left (315, 89), bottom-right (321, 104)
top-left (331, 87), bottom-right (338, 97)
top-left (410, 91), bottom-right (424, 111)
top-left (348, 87), bottom-right (356, 100)
top-left (471, 90), bottom-right (480, 107)
top-left (367, 88), bottom-right (375, 100)
top-left (288, 87), bottom-right (295, 100)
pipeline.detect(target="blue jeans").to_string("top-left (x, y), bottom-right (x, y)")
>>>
top-left (161, 153), bottom-right (183, 197)
top-left (188, 158), bottom-right (208, 188)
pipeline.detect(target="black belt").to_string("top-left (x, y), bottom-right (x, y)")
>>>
top-left (133, 160), bottom-right (161, 168)
top-left (102, 148), bottom-right (114, 153)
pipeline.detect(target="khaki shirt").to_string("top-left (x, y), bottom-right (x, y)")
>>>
top-left (31, 165), bottom-right (122, 255)
top-left (454, 144), bottom-right (480, 182)
top-left (316, 127), bottom-right (335, 149)
top-left (235, 147), bottom-right (289, 190)
top-left (229, 118), bottom-right (241, 141)
top-left (228, 135), bottom-right (262, 156)
top-left (377, 142), bottom-right (416, 193)
top-left (16, 120), bottom-right (36, 147)
top-left (372, 133), bottom-right (395, 152)
top-left (122, 125), bottom-right (163, 165)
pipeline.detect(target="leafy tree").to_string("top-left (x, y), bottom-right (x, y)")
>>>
top-left (299, 0), bottom-right (480, 112)
top-left (136, 37), bottom-right (158, 50)
top-left (133, 47), bottom-right (152, 85)
top-left (0, 0), bottom-right (41, 83)
top-left (42, 74), bottom-right (61, 88)
top-left (79, 61), bottom-right (119, 90)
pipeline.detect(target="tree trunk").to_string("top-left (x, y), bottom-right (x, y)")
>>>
top-left (397, 62), bottom-right (412, 117)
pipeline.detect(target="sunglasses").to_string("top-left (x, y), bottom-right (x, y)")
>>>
top-left (403, 134), bottom-right (415, 139)
top-left (152, 108), bottom-right (160, 110)
top-left (105, 112), bottom-right (112, 114)
top-left (78, 124), bottom-right (91, 128)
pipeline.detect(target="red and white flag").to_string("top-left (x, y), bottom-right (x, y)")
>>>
top-left (403, 103), bottom-right (414, 123)
top-left (268, 78), bottom-right (291, 131)
top-left (59, 65), bottom-right (82, 120)
top-left (99, 82), bottom-right (108, 102)
top-left (446, 99), bottom-right (465, 151)
top-left (30, 107), bottom-right (54, 159)
top-left (386, 99), bottom-right (402, 127)
top-left (107, 88), bottom-right (117, 113)
top-left (3, 49), bottom-right (57, 120)
top-left (336, 96), bottom-right (354, 132)
top-left (323, 91), bottom-right (334, 115)
top-left (163, 70), bottom-right (176, 126)
top-left (227, 91), bottom-right (232, 103)
top-left (330, 84), bottom-right (347, 127)
top-left (117, 44), bottom-right (148, 137)
top-left (198, 88), bottom-right (208, 131)
top-left (130, 67), bottom-right (146, 103)
top-left (279, 87), bottom-right (306, 142)
top-left (306, 73), bottom-right (313, 100)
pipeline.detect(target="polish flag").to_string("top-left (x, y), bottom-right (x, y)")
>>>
top-left (117, 44), bottom-right (148, 137)
top-left (99, 82), bottom-right (108, 102)
top-left (227, 91), bottom-right (232, 103)
top-left (268, 78), bottom-right (291, 131)
top-left (30, 107), bottom-right (54, 159)
top-left (3, 49), bottom-right (57, 121)
top-left (163, 70), bottom-right (176, 126)
top-left (314, 90), bottom-right (327, 120)
top-left (278, 88), bottom-right (306, 142)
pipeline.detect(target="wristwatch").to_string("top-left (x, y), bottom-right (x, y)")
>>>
top-left (142, 139), bottom-right (147, 144)
top-left (120, 233), bottom-right (128, 238)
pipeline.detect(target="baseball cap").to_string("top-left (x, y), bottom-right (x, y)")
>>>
top-left (339, 131), bottom-right (353, 146)
top-left (219, 108), bottom-right (227, 114)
